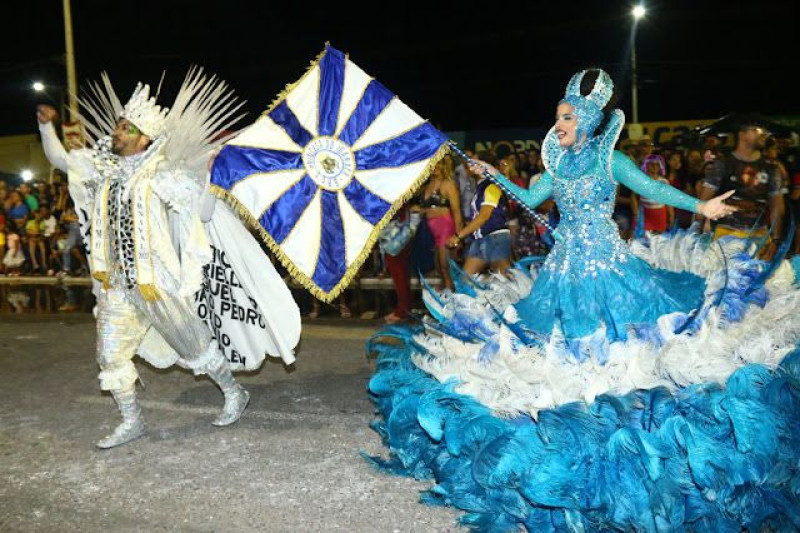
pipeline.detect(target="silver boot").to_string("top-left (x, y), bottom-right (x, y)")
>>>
top-left (206, 357), bottom-right (249, 426)
top-left (96, 388), bottom-right (145, 449)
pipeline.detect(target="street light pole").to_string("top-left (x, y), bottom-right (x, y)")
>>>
top-left (631, 5), bottom-right (646, 124)
top-left (631, 36), bottom-right (639, 124)
top-left (62, 0), bottom-right (78, 123)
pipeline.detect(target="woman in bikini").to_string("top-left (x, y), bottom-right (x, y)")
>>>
top-left (419, 157), bottom-right (462, 291)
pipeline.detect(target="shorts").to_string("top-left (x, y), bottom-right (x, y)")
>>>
top-left (426, 213), bottom-right (456, 247)
top-left (466, 231), bottom-right (511, 263)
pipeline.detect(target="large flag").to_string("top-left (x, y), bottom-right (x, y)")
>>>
top-left (211, 45), bottom-right (449, 302)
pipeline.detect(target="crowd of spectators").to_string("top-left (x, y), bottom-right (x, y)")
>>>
top-left (0, 174), bottom-right (87, 278)
top-left (372, 122), bottom-right (800, 324)
top-left (3, 121), bottom-right (799, 318)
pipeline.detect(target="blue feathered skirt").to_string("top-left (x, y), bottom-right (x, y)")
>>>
top-left (365, 233), bottom-right (800, 532)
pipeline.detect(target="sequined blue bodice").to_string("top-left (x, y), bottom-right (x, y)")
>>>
top-left (545, 143), bottom-right (630, 279)
top-left (488, 116), bottom-right (700, 282)
top-left (487, 110), bottom-right (705, 342)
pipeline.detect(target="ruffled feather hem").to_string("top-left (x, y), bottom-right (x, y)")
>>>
top-left (366, 338), bottom-right (800, 532)
top-left (412, 232), bottom-right (800, 416)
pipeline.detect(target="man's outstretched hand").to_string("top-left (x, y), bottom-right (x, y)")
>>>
top-left (36, 105), bottom-right (59, 125)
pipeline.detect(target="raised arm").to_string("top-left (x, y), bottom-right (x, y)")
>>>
top-left (611, 151), bottom-right (700, 213)
top-left (37, 108), bottom-right (69, 173)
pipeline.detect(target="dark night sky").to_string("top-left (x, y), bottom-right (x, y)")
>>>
top-left (2, 0), bottom-right (798, 136)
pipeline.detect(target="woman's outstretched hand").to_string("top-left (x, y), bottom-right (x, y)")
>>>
top-left (698, 190), bottom-right (738, 221)
top-left (468, 160), bottom-right (499, 178)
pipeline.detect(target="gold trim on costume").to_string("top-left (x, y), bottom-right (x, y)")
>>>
top-left (139, 180), bottom-right (160, 301)
top-left (93, 271), bottom-right (110, 290)
top-left (139, 284), bottom-right (161, 302)
top-left (90, 179), bottom-right (112, 280)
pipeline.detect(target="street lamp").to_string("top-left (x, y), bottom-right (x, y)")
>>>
top-left (31, 81), bottom-right (66, 123)
top-left (21, 170), bottom-right (34, 182)
top-left (630, 4), bottom-right (646, 124)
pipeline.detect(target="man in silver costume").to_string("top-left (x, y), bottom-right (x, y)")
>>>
top-left (36, 78), bottom-right (250, 449)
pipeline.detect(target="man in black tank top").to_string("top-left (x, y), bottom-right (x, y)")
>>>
top-left (700, 117), bottom-right (784, 256)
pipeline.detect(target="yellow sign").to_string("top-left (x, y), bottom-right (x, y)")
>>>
top-left (625, 119), bottom-right (712, 146)
top-left (62, 121), bottom-right (86, 151)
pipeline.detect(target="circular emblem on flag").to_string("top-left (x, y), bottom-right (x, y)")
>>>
top-left (302, 136), bottom-right (355, 191)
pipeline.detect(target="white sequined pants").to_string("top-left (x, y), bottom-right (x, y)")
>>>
top-left (96, 274), bottom-right (220, 391)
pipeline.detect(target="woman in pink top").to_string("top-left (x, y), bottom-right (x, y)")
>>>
top-left (632, 154), bottom-right (674, 233)
top-left (420, 157), bottom-right (462, 290)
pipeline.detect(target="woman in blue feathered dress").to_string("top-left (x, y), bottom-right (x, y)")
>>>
top-left (366, 69), bottom-right (800, 532)
top-left (465, 69), bottom-right (733, 353)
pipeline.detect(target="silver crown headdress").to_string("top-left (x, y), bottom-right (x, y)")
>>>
top-left (119, 83), bottom-right (169, 138)
top-left (77, 69), bottom-right (244, 169)
top-left (561, 69), bottom-right (615, 145)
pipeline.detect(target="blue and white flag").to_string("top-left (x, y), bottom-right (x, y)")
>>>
top-left (211, 45), bottom-right (449, 302)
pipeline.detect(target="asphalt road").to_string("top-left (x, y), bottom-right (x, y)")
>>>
top-left (0, 315), bottom-right (459, 532)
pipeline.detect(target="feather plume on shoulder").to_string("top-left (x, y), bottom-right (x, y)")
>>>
top-left (161, 66), bottom-right (247, 180)
top-left (74, 72), bottom-right (124, 145)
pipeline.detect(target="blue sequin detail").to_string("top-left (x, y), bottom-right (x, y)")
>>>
top-left (509, 111), bottom-right (705, 341)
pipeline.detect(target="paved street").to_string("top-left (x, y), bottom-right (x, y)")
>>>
top-left (0, 315), bottom-right (458, 532)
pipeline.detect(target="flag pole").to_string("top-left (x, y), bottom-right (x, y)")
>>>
top-left (447, 141), bottom-right (563, 242)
